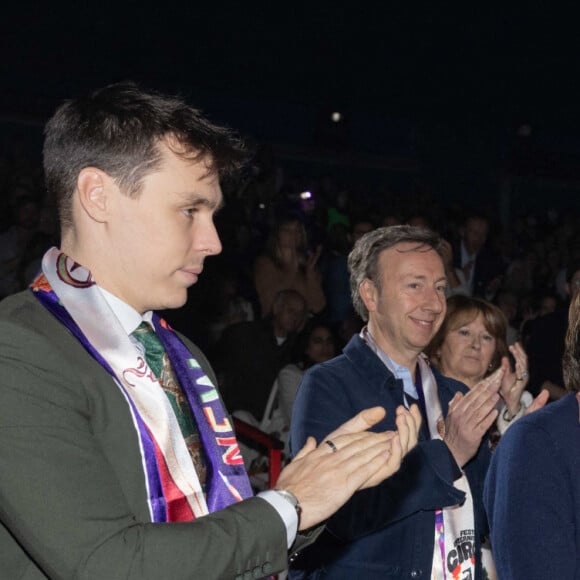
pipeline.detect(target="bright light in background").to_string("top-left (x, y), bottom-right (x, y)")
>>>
top-left (300, 191), bottom-right (312, 200)
top-left (331, 112), bottom-right (342, 123)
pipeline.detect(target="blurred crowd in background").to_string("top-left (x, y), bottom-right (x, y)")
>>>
top-left (1, 128), bottom-right (579, 443)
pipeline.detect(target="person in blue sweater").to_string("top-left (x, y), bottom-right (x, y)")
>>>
top-left (290, 225), bottom-right (504, 579)
top-left (484, 287), bottom-right (580, 579)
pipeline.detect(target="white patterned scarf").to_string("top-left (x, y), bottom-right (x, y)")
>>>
top-left (32, 248), bottom-right (252, 522)
top-left (362, 330), bottom-right (476, 580)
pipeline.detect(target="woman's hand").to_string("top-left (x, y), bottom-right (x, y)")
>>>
top-left (499, 342), bottom-right (529, 417)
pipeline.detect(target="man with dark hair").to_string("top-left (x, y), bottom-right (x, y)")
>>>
top-left (291, 225), bottom-right (502, 579)
top-left (0, 83), bottom-right (419, 579)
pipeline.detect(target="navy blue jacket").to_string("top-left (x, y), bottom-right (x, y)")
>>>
top-left (289, 335), bottom-right (491, 579)
top-left (484, 392), bottom-right (580, 579)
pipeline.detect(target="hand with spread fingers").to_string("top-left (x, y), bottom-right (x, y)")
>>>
top-left (443, 366), bottom-right (504, 467)
top-left (276, 405), bottom-right (420, 531)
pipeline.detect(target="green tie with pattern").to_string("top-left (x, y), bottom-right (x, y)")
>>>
top-left (131, 322), bottom-right (207, 489)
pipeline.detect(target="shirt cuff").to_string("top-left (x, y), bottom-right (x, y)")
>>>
top-left (258, 490), bottom-right (298, 549)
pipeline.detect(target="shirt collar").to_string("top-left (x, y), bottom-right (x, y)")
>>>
top-left (360, 327), bottom-right (418, 399)
top-left (99, 287), bottom-right (153, 335)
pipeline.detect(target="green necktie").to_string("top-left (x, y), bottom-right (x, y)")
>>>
top-left (131, 322), bottom-right (207, 488)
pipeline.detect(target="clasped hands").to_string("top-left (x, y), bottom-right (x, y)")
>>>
top-left (276, 404), bottom-right (422, 530)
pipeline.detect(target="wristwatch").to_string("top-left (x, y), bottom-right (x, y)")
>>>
top-left (273, 489), bottom-right (302, 529)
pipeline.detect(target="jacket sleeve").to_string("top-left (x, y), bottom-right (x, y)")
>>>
top-left (483, 416), bottom-right (575, 580)
top-left (0, 315), bottom-right (288, 580)
top-left (290, 363), bottom-right (464, 540)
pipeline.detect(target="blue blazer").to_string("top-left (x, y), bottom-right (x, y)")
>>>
top-left (289, 335), bottom-right (490, 579)
top-left (484, 392), bottom-right (580, 579)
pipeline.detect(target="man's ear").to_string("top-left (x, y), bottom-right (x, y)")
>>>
top-left (76, 167), bottom-right (111, 223)
top-left (359, 278), bottom-right (378, 313)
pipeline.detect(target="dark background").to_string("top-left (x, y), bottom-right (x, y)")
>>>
top-left (3, 3), bottom-right (580, 216)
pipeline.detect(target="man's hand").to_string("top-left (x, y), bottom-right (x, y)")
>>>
top-left (356, 404), bottom-right (422, 488)
top-left (443, 366), bottom-right (503, 467)
top-left (276, 405), bottom-right (420, 530)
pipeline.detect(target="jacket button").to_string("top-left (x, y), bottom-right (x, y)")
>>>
top-left (410, 569), bottom-right (422, 578)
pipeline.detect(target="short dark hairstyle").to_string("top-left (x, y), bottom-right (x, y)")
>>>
top-left (348, 225), bottom-right (444, 321)
top-left (43, 81), bottom-right (248, 230)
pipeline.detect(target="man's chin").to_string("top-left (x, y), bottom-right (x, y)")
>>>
top-left (157, 290), bottom-right (189, 311)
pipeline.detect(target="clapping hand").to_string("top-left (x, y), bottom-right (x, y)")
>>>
top-left (499, 342), bottom-right (529, 417)
top-left (276, 405), bottom-right (421, 530)
top-left (443, 366), bottom-right (504, 467)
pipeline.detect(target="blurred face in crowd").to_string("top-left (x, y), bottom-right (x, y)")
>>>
top-left (277, 220), bottom-right (303, 250)
top-left (272, 294), bottom-right (307, 337)
top-left (438, 312), bottom-right (497, 388)
top-left (306, 326), bottom-right (336, 363)
top-left (462, 217), bottom-right (488, 255)
top-left (540, 296), bottom-right (558, 317)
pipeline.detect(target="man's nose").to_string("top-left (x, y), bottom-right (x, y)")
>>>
top-left (196, 219), bottom-right (222, 256)
top-left (425, 287), bottom-right (444, 312)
